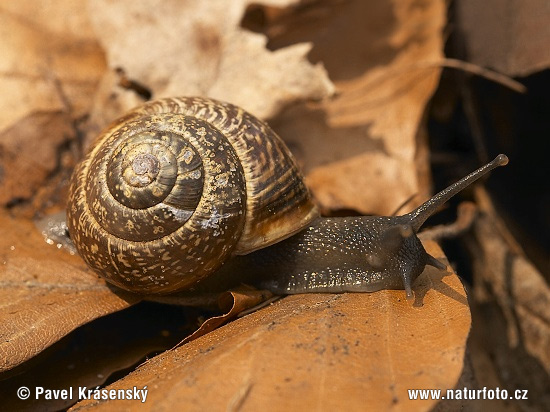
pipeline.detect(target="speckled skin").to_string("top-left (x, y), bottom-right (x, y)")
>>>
top-left (220, 216), bottom-right (428, 297)
top-left (67, 97), bottom-right (317, 294)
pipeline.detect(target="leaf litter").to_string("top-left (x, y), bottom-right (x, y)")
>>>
top-left (0, 0), bottom-right (482, 410)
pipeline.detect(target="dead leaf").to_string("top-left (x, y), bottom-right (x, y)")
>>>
top-left (470, 209), bottom-right (550, 373)
top-left (0, 112), bottom-right (73, 205)
top-left (0, 213), bottom-right (139, 373)
top-left (178, 287), bottom-right (274, 346)
top-left (71, 241), bottom-right (470, 412)
top-left (269, 0), bottom-right (445, 215)
top-left (460, 187), bottom-right (550, 411)
top-left (307, 152), bottom-right (419, 216)
top-left (0, 0), bottom-right (105, 128)
top-left (84, 0), bottom-right (334, 140)
top-left (0, 0), bottom-right (106, 205)
top-left (457, 0), bottom-right (550, 77)
top-left (0, 302), bottom-right (199, 411)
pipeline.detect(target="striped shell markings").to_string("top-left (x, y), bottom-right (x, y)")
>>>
top-left (67, 97), bottom-right (318, 293)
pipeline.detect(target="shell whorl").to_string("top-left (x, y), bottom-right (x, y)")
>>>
top-left (67, 97), bottom-right (318, 294)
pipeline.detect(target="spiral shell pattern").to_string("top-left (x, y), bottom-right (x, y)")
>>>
top-left (67, 97), bottom-right (317, 293)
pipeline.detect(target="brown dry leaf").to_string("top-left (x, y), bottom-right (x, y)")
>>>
top-left (0, 112), bottom-right (73, 206)
top-left (461, 187), bottom-right (550, 410)
top-left (457, 0), bottom-right (550, 77)
top-left (0, 0), bottom-right (106, 204)
top-left (0, 303), bottom-right (197, 411)
top-left (178, 287), bottom-right (274, 346)
top-left (467, 217), bottom-right (550, 409)
top-left (0, 213), bottom-right (139, 373)
top-left (71, 241), bottom-right (470, 412)
top-left (271, 0), bottom-right (445, 215)
top-left (471, 190), bottom-right (550, 373)
top-left (84, 0), bottom-right (334, 139)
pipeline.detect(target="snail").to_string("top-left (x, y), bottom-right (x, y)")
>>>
top-left (67, 96), bottom-right (508, 300)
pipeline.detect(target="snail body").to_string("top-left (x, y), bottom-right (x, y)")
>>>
top-left (67, 97), bottom-right (508, 299)
top-left (217, 153), bottom-right (507, 299)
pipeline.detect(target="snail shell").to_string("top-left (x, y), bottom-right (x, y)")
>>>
top-left (67, 97), bottom-right (318, 294)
